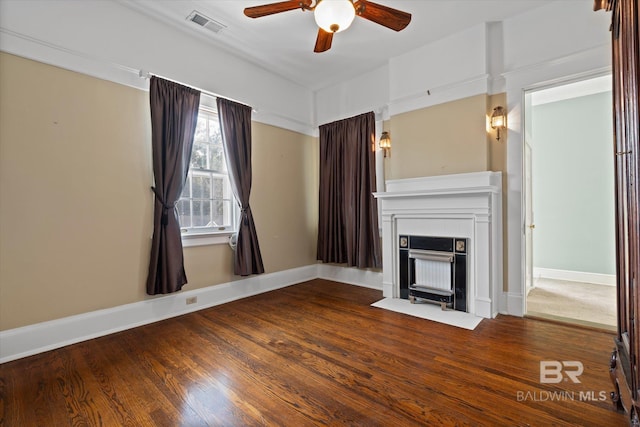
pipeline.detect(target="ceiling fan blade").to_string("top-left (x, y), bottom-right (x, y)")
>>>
top-left (314, 28), bottom-right (334, 53)
top-left (354, 0), bottom-right (412, 31)
top-left (244, 1), bottom-right (310, 18)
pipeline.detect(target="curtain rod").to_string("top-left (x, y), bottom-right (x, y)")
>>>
top-left (138, 69), bottom-right (253, 110)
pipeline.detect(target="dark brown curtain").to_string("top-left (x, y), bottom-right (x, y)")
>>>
top-left (317, 111), bottom-right (382, 269)
top-left (146, 76), bottom-right (201, 295)
top-left (217, 97), bottom-right (264, 276)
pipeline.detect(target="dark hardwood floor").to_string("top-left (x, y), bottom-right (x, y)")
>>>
top-left (0, 279), bottom-right (626, 426)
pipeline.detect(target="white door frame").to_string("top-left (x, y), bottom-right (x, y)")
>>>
top-left (520, 75), bottom-right (613, 315)
top-left (503, 46), bottom-right (610, 317)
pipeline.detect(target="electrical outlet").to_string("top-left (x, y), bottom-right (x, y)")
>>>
top-left (186, 296), bottom-right (197, 305)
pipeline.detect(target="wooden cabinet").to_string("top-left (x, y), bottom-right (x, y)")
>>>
top-left (596, 0), bottom-right (640, 424)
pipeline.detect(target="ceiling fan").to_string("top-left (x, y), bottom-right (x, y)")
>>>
top-left (243, 0), bottom-right (412, 53)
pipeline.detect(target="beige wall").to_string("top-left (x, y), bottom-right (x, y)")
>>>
top-left (251, 123), bottom-right (318, 272)
top-left (0, 51), bottom-right (507, 330)
top-left (387, 94), bottom-right (490, 180)
top-left (0, 53), bottom-right (318, 330)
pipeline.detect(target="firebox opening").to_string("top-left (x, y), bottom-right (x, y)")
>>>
top-left (399, 235), bottom-right (468, 312)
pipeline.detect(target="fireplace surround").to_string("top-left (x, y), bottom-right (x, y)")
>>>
top-left (374, 171), bottom-right (502, 318)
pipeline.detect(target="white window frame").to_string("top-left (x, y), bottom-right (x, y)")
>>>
top-left (180, 98), bottom-right (237, 247)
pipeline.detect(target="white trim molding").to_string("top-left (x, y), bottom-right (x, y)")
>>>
top-left (504, 43), bottom-right (611, 318)
top-left (0, 28), bottom-right (317, 137)
top-left (0, 27), bottom-right (147, 91)
top-left (0, 264), bottom-right (387, 363)
top-left (0, 265), bottom-right (317, 363)
top-left (534, 268), bottom-right (616, 287)
top-left (501, 292), bottom-right (525, 317)
top-left (389, 74), bottom-right (490, 117)
top-left (317, 264), bottom-right (383, 290)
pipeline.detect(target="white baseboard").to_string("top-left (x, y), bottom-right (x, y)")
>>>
top-left (497, 268), bottom-right (615, 318)
top-left (0, 265), bottom-right (318, 363)
top-left (534, 267), bottom-right (616, 286)
top-left (382, 282), bottom-right (394, 298)
top-left (474, 297), bottom-right (495, 319)
top-left (0, 264), bottom-right (387, 363)
top-left (317, 264), bottom-right (383, 290)
top-left (500, 292), bottom-right (524, 317)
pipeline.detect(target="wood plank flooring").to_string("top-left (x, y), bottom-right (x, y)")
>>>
top-left (0, 279), bottom-right (626, 426)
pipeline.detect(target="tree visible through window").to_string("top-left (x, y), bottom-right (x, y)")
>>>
top-left (178, 108), bottom-right (235, 235)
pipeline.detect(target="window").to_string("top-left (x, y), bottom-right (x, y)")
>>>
top-left (178, 107), bottom-right (236, 237)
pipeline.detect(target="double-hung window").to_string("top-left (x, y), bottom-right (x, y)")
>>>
top-left (178, 105), bottom-right (236, 242)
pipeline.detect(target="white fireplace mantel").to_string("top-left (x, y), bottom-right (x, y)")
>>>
top-left (374, 171), bottom-right (502, 319)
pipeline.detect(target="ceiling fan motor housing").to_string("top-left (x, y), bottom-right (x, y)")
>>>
top-left (314, 0), bottom-right (357, 34)
top-left (244, 0), bottom-right (411, 52)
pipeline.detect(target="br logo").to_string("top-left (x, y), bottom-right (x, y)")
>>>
top-left (539, 361), bottom-right (584, 384)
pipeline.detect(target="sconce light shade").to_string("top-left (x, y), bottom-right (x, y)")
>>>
top-left (380, 131), bottom-right (391, 157)
top-left (314, 0), bottom-right (356, 33)
top-left (490, 106), bottom-right (507, 141)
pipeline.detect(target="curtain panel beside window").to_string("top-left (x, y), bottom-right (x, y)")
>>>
top-left (146, 76), bottom-right (201, 295)
top-left (217, 97), bottom-right (265, 276)
top-left (317, 111), bottom-right (382, 269)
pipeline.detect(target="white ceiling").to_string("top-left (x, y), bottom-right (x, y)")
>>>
top-left (120, 0), bottom-right (555, 91)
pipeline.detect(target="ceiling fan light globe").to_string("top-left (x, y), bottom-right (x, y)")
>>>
top-left (314, 0), bottom-right (355, 33)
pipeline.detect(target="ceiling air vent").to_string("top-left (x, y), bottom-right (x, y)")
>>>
top-left (187, 11), bottom-right (226, 34)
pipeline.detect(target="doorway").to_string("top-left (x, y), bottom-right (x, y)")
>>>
top-left (523, 75), bottom-right (617, 331)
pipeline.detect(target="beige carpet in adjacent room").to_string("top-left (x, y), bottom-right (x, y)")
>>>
top-left (526, 278), bottom-right (616, 331)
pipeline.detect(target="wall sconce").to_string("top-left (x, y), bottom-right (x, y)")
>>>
top-left (490, 106), bottom-right (507, 141)
top-left (380, 131), bottom-right (391, 157)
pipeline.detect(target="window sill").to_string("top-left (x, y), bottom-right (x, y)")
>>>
top-left (182, 232), bottom-right (234, 248)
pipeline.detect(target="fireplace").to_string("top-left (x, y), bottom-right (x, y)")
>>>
top-left (399, 235), bottom-right (468, 311)
top-left (374, 171), bottom-right (502, 319)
